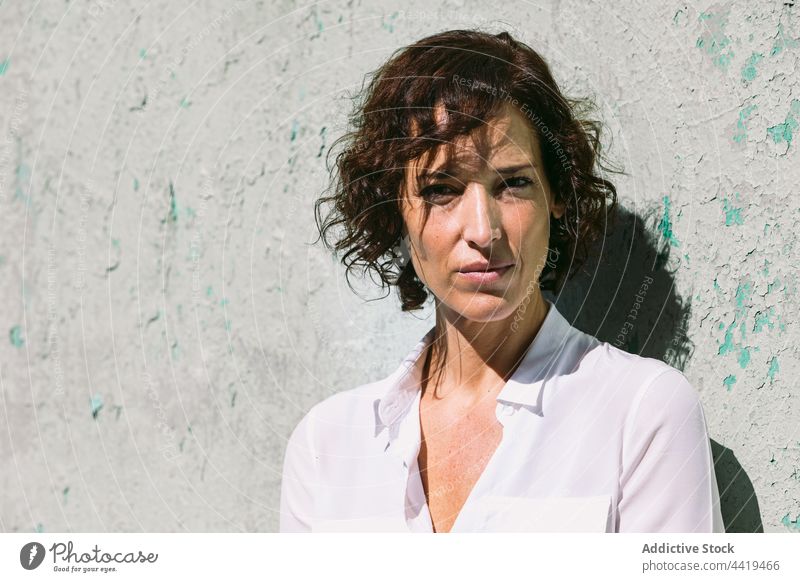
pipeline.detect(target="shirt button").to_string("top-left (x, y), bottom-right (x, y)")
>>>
top-left (502, 404), bottom-right (515, 416)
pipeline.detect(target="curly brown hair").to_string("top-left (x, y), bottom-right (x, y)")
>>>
top-left (314, 28), bottom-right (618, 311)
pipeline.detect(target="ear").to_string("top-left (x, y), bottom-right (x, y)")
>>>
top-left (551, 200), bottom-right (566, 220)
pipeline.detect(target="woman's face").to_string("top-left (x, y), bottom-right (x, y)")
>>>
top-left (401, 103), bottom-right (565, 323)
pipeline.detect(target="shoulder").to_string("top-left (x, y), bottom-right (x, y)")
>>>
top-left (564, 335), bottom-right (703, 427)
top-left (587, 339), bottom-right (695, 393)
top-left (287, 377), bottom-right (393, 445)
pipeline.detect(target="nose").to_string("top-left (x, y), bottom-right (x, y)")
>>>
top-left (460, 183), bottom-right (501, 248)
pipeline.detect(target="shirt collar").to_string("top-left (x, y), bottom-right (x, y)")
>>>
top-left (374, 299), bottom-right (575, 435)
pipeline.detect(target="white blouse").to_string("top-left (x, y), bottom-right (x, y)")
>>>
top-left (280, 300), bottom-right (725, 532)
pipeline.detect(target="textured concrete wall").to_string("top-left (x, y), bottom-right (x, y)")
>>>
top-left (0, 0), bottom-right (797, 532)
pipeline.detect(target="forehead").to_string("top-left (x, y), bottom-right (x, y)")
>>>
top-left (408, 103), bottom-right (542, 177)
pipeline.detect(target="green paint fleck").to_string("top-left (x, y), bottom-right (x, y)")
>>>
top-left (741, 52), bottom-right (763, 82)
top-left (761, 259), bottom-right (770, 277)
top-left (696, 10), bottom-right (734, 70)
top-left (205, 285), bottom-right (213, 297)
top-left (9, 325), bottom-right (24, 347)
top-left (781, 513), bottom-right (800, 530)
top-left (0, 58), bottom-right (9, 76)
top-left (15, 162), bottom-right (31, 202)
top-left (168, 183), bottom-right (178, 222)
top-left (767, 356), bottom-right (779, 382)
top-left (311, 7), bottom-right (324, 33)
top-left (220, 297), bottom-right (229, 306)
top-left (722, 195), bottom-right (744, 225)
top-left (738, 346), bottom-right (751, 369)
top-left (657, 196), bottom-right (680, 247)
top-left (767, 99), bottom-right (800, 147)
top-left (381, 11), bottom-right (399, 33)
top-left (35, 523), bottom-right (43, 533)
top-left (139, 48), bottom-right (147, 59)
top-left (718, 281), bottom-right (753, 356)
top-left (735, 281), bottom-right (752, 310)
top-left (90, 395), bottom-right (103, 419)
top-left (231, 391), bottom-right (237, 408)
top-left (732, 104), bottom-right (757, 144)
top-left (133, 178), bottom-right (139, 191)
top-left (62, 486), bottom-right (70, 503)
top-left (179, 97), bottom-right (191, 108)
top-left (225, 319), bottom-right (232, 332)
top-left (718, 325), bottom-right (735, 355)
top-left (753, 307), bottom-right (775, 333)
top-left (771, 24), bottom-right (799, 57)
top-left (171, 341), bottom-right (180, 360)
top-left (723, 374), bottom-right (736, 391)
top-left (290, 119), bottom-right (299, 141)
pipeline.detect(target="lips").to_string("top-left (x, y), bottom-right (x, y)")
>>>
top-left (457, 260), bottom-right (515, 273)
top-left (456, 260), bottom-right (515, 285)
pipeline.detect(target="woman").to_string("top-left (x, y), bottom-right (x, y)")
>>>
top-left (280, 29), bottom-right (724, 533)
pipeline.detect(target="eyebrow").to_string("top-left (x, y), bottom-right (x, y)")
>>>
top-left (418, 162), bottom-right (536, 182)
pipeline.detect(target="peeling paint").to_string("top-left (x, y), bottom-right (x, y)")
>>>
top-left (722, 194), bottom-right (744, 225)
top-left (167, 182), bottom-right (179, 223)
top-left (9, 325), bottom-right (24, 347)
top-left (767, 99), bottom-right (800, 146)
top-left (732, 104), bottom-right (757, 144)
top-left (767, 356), bottom-right (779, 382)
top-left (718, 281), bottom-right (753, 366)
top-left (90, 395), bottom-right (103, 419)
top-left (780, 513), bottom-right (800, 530)
top-left (770, 23), bottom-right (799, 56)
top-left (753, 307), bottom-right (775, 332)
top-left (723, 374), bottom-right (737, 391)
top-left (738, 346), bottom-right (751, 369)
top-left (657, 195), bottom-right (680, 247)
top-left (741, 52), bottom-right (763, 81)
top-left (0, 58), bottom-right (9, 76)
top-left (381, 11), bottom-right (399, 33)
top-left (696, 8), bottom-right (734, 70)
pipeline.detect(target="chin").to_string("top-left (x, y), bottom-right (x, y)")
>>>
top-left (445, 293), bottom-right (519, 323)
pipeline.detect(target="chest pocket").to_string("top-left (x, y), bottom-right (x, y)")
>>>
top-left (477, 495), bottom-right (612, 532)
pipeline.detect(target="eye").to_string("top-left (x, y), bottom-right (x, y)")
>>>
top-left (419, 183), bottom-right (458, 201)
top-left (500, 176), bottom-right (536, 191)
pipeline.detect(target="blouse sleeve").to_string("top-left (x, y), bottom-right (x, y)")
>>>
top-left (617, 368), bottom-right (724, 533)
top-left (279, 410), bottom-right (317, 532)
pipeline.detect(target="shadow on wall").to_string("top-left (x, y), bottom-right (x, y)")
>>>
top-left (544, 204), bottom-right (763, 533)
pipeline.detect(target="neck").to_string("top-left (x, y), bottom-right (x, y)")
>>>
top-left (423, 290), bottom-right (550, 405)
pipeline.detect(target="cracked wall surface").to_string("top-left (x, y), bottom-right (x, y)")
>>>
top-left (0, 0), bottom-right (797, 532)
